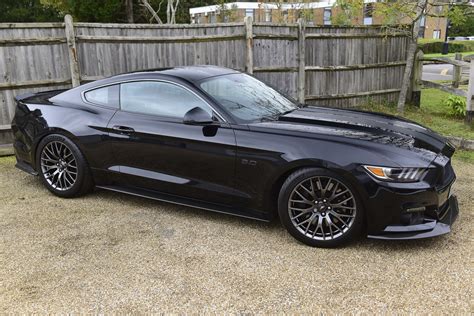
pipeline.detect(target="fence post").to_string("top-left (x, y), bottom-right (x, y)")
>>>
top-left (297, 18), bottom-right (306, 105)
top-left (244, 16), bottom-right (253, 74)
top-left (64, 14), bottom-right (81, 87)
top-left (466, 59), bottom-right (474, 124)
top-left (452, 53), bottom-right (462, 88)
top-left (410, 50), bottom-right (423, 107)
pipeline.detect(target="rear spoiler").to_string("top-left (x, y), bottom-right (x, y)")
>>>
top-left (14, 92), bottom-right (36, 102)
top-left (14, 89), bottom-right (68, 103)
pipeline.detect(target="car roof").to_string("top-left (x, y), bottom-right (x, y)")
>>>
top-left (112, 65), bottom-right (239, 83)
top-left (50, 66), bottom-right (241, 106)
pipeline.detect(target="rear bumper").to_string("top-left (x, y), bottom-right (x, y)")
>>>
top-left (367, 195), bottom-right (459, 240)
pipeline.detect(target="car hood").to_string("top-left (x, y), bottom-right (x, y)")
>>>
top-left (248, 106), bottom-right (454, 159)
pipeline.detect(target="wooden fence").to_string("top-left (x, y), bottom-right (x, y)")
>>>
top-left (413, 52), bottom-right (474, 123)
top-left (0, 15), bottom-right (410, 132)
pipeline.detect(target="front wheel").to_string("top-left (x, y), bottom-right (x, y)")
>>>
top-left (36, 134), bottom-right (93, 198)
top-left (278, 168), bottom-right (363, 248)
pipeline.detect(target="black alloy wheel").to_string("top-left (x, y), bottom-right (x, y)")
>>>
top-left (37, 134), bottom-right (93, 198)
top-left (278, 168), bottom-right (363, 247)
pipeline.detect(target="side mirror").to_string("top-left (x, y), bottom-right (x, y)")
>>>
top-left (183, 107), bottom-right (215, 125)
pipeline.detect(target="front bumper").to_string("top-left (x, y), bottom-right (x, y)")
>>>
top-left (368, 195), bottom-right (459, 240)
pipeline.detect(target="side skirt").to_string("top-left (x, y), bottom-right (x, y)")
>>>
top-left (96, 184), bottom-right (271, 222)
top-left (15, 161), bottom-right (38, 176)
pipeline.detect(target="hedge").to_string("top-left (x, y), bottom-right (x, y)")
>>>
top-left (418, 40), bottom-right (474, 54)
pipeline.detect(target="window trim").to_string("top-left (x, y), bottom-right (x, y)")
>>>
top-left (265, 9), bottom-right (272, 22)
top-left (323, 8), bottom-right (332, 25)
top-left (81, 79), bottom-right (227, 123)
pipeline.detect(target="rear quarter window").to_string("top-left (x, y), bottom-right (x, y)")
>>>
top-left (84, 85), bottom-right (119, 108)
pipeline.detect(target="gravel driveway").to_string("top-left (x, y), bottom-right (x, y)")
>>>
top-left (0, 155), bottom-right (472, 313)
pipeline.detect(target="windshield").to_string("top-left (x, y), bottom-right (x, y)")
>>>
top-left (199, 73), bottom-right (298, 122)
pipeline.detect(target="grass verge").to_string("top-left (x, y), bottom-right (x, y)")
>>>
top-left (359, 88), bottom-right (474, 140)
top-left (453, 150), bottom-right (474, 164)
top-left (423, 51), bottom-right (474, 58)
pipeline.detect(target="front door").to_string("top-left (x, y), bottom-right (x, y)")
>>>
top-left (107, 80), bottom-right (237, 205)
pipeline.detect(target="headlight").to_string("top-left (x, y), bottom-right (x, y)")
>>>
top-left (363, 165), bottom-right (429, 182)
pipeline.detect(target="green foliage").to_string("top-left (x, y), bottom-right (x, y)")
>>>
top-left (418, 38), bottom-right (443, 44)
top-left (454, 150), bottom-right (474, 164)
top-left (41, 0), bottom-right (151, 23)
top-left (175, 0), bottom-right (215, 24)
top-left (444, 95), bottom-right (466, 118)
top-left (450, 16), bottom-right (474, 37)
top-left (329, 0), bottom-right (472, 41)
top-left (448, 6), bottom-right (467, 28)
top-left (69, 0), bottom-right (123, 23)
top-left (358, 88), bottom-right (474, 140)
top-left (418, 40), bottom-right (474, 54)
top-left (372, 0), bottom-right (419, 26)
top-left (423, 51), bottom-right (474, 58)
top-left (331, 0), bottom-right (363, 26)
top-left (448, 4), bottom-right (474, 37)
top-left (0, 0), bottom-right (62, 22)
top-left (3, 0), bottom-right (216, 23)
top-left (331, 0), bottom-right (420, 31)
top-left (215, 0), bottom-right (239, 22)
top-left (297, 0), bottom-right (315, 23)
top-left (300, 8), bottom-right (314, 23)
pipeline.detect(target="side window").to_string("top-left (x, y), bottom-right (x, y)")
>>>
top-left (84, 85), bottom-right (119, 108)
top-left (120, 81), bottom-right (212, 119)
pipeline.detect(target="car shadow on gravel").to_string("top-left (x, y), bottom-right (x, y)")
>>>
top-left (88, 187), bottom-right (451, 251)
top-left (6, 166), bottom-right (455, 253)
top-left (359, 236), bottom-right (448, 250)
top-left (92, 188), bottom-right (277, 227)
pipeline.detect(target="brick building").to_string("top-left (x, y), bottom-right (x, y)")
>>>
top-left (189, 1), bottom-right (449, 39)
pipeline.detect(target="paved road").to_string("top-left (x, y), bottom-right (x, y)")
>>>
top-left (422, 63), bottom-right (453, 81)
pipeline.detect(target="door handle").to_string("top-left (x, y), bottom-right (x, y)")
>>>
top-left (112, 125), bottom-right (135, 134)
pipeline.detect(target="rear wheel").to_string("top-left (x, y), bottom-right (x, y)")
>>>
top-left (36, 134), bottom-right (93, 198)
top-left (278, 168), bottom-right (363, 248)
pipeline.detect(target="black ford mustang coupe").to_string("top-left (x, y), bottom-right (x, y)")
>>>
top-left (12, 66), bottom-right (458, 247)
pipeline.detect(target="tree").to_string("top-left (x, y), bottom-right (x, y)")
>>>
top-left (395, 0), bottom-right (428, 113)
top-left (215, 0), bottom-right (239, 23)
top-left (0, 0), bottom-right (62, 22)
top-left (174, 0), bottom-right (214, 24)
top-left (448, 4), bottom-right (474, 37)
top-left (41, 0), bottom-right (125, 23)
top-left (294, 0), bottom-right (316, 23)
top-left (139, 0), bottom-right (164, 23)
top-left (125, 0), bottom-right (134, 23)
top-left (6, 0), bottom-right (214, 24)
top-left (331, 0), bottom-right (469, 113)
top-left (166, 0), bottom-right (179, 24)
top-left (136, 0), bottom-right (181, 24)
top-left (332, 0), bottom-right (364, 26)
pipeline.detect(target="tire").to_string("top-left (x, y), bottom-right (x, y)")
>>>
top-left (278, 168), bottom-right (363, 248)
top-left (36, 134), bottom-right (93, 198)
